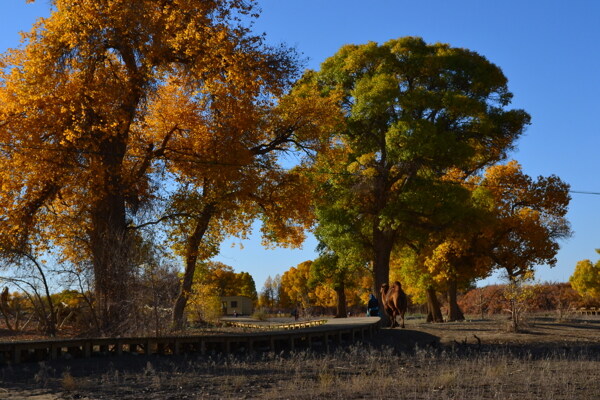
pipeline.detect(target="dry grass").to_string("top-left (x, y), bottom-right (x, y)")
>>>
top-left (0, 316), bottom-right (598, 399)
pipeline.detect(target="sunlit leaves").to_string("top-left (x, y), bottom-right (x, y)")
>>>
top-left (570, 255), bottom-right (600, 300)
top-left (309, 37), bottom-right (530, 299)
top-left (479, 161), bottom-right (572, 279)
top-left (278, 259), bottom-right (368, 311)
top-left (0, 0), bottom-right (302, 331)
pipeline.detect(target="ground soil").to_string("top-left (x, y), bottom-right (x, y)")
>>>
top-left (0, 314), bottom-right (598, 399)
top-left (373, 314), bottom-right (600, 351)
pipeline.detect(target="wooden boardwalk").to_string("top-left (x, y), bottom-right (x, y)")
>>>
top-left (0, 317), bottom-right (380, 365)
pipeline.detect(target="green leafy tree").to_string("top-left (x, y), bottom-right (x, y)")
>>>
top-left (310, 252), bottom-right (346, 318)
top-left (310, 238), bottom-right (372, 318)
top-left (236, 272), bottom-right (258, 301)
top-left (310, 37), bottom-right (529, 322)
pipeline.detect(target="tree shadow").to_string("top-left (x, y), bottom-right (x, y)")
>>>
top-left (534, 321), bottom-right (600, 330)
top-left (368, 328), bottom-right (440, 352)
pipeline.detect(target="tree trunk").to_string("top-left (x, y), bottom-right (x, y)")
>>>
top-left (0, 288), bottom-right (13, 331)
top-left (447, 278), bottom-right (465, 322)
top-left (90, 183), bottom-right (130, 334)
top-left (171, 205), bottom-right (215, 330)
top-left (90, 200), bottom-right (130, 334)
top-left (426, 286), bottom-right (444, 323)
top-left (372, 228), bottom-right (394, 326)
top-left (87, 128), bottom-right (135, 335)
top-left (85, 66), bottom-right (148, 334)
top-left (334, 281), bottom-right (347, 318)
top-left (510, 298), bottom-right (519, 332)
top-left (478, 291), bottom-right (485, 320)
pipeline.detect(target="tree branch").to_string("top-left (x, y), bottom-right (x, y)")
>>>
top-left (128, 212), bottom-right (193, 230)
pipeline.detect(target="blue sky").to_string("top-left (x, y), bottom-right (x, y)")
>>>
top-left (2, 1), bottom-right (599, 291)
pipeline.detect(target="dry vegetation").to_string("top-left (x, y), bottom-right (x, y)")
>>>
top-left (0, 315), bottom-right (598, 400)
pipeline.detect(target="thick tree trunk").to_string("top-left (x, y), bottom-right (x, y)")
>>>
top-left (171, 205), bottom-right (215, 330)
top-left (373, 228), bottom-right (394, 326)
top-left (89, 123), bottom-right (134, 335)
top-left (447, 278), bottom-right (465, 322)
top-left (90, 188), bottom-right (130, 335)
top-left (426, 286), bottom-right (444, 323)
top-left (334, 281), bottom-right (347, 318)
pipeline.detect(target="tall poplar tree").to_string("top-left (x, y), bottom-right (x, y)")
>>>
top-left (0, 0), bottom-right (313, 333)
top-left (310, 37), bottom-right (530, 317)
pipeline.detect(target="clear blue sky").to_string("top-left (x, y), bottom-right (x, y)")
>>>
top-left (2, 1), bottom-right (599, 291)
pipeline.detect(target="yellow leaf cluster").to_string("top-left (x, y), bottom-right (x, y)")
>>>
top-left (570, 258), bottom-right (600, 300)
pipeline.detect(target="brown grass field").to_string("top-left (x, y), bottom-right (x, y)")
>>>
top-left (0, 314), bottom-right (598, 399)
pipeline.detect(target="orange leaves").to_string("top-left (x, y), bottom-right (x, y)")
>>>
top-left (1, 0), bottom-right (332, 333)
top-left (477, 161), bottom-right (571, 278)
top-left (395, 160), bottom-right (572, 302)
top-left (158, 54), bottom-right (342, 253)
top-left (275, 83), bottom-right (343, 144)
top-left (0, 0), bottom-right (280, 266)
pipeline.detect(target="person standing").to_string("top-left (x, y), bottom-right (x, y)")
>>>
top-left (367, 294), bottom-right (379, 317)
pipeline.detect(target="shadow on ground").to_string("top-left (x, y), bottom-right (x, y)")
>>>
top-left (367, 328), bottom-right (440, 352)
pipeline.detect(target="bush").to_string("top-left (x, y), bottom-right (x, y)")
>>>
top-left (458, 282), bottom-right (585, 317)
top-left (251, 308), bottom-right (269, 321)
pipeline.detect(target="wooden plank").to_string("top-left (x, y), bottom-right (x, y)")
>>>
top-left (0, 319), bottom-right (378, 364)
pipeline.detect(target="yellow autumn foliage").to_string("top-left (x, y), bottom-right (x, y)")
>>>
top-left (0, 0), bottom-right (341, 332)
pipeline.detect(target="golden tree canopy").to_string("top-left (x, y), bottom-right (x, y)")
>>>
top-left (570, 255), bottom-right (600, 300)
top-left (0, 0), bottom-right (318, 332)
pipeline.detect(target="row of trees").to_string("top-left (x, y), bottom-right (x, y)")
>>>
top-left (259, 269), bottom-right (596, 323)
top-left (258, 260), bottom-right (372, 318)
top-left (0, 1), bottom-right (573, 335)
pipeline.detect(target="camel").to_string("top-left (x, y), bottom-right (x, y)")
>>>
top-left (380, 281), bottom-right (408, 328)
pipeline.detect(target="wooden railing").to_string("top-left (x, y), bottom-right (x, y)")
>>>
top-left (574, 307), bottom-right (599, 316)
top-left (225, 319), bottom-right (327, 330)
top-left (0, 319), bottom-right (378, 365)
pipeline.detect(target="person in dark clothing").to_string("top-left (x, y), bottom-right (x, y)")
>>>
top-left (367, 294), bottom-right (379, 317)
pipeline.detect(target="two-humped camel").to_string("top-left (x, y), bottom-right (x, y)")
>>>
top-left (380, 281), bottom-right (407, 328)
